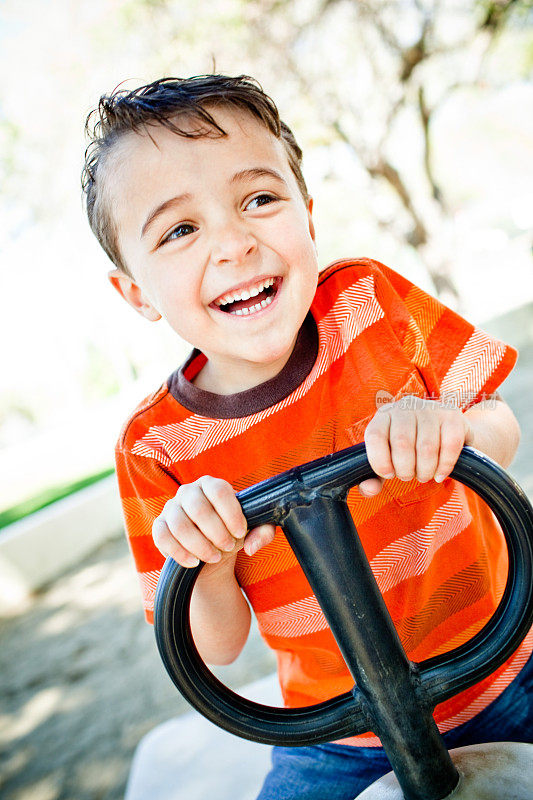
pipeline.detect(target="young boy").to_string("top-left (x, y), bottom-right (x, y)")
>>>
top-left (82, 75), bottom-right (532, 799)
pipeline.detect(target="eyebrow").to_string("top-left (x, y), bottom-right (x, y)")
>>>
top-left (230, 167), bottom-right (287, 185)
top-left (141, 193), bottom-right (192, 239)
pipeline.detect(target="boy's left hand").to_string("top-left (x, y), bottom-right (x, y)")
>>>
top-left (359, 395), bottom-right (474, 497)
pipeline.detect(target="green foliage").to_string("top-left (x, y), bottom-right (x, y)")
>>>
top-left (83, 342), bottom-right (121, 402)
top-left (476, 0), bottom-right (533, 31)
top-left (0, 117), bottom-right (22, 181)
top-left (0, 398), bottom-right (38, 448)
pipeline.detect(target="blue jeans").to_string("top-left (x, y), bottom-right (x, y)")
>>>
top-left (256, 653), bottom-right (533, 799)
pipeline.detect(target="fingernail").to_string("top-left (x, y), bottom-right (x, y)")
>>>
top-left (383, 473), bottom-right (395, 480)
top-left (207, 552), bottom-right (222, 563)
top-left (246, 541), bottom-right (260, 557)
top-left (223, 541), bottom-right (236, 552)
top-left (434, 475), bottom-right (445, 483)
top-left (185, 556), bottom-right (200, 568)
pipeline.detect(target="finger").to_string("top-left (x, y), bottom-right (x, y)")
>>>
top-left (389, 410), bottom-right (417, 481)
top-left (364, 411), bottom-right (395, 478)
top-left (358, 477), bottom-right (384, 496)
top-left (415, 409), bottom-right (440, 482)
top-left (162, 502), bottom-right (223, 564)
top-left (152, 516), bottom-right (201, 568)
top-left (243, 524), bottom-right (276, 557)
top-left (178, 489), bottom-right (237, 555)
top-left (198, 476), bottom-right (248, 539)
top-left (435, 415), bottom-right (466, 482)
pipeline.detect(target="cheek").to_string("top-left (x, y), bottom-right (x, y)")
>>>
top-left (293, 236), bottom-right (319, 284)
top-left (274, 217), bottom-right (315, 262)
top-left (155, 268), bottom-right (202, 310)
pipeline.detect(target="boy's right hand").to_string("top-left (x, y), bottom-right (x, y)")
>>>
top-left (152, 476), bottom-right (276, 569)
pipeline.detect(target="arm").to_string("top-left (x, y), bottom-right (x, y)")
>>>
top-left (189, 556), bottom-right (251, 665)
top-left (462, 394), bottom-right (520, 470)
top-left (359, 393), bottom-right (521, 495)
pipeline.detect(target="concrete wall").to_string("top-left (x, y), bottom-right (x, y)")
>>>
top-left (482, 301), bottom-right (533, 350)
top-left (0, 475), bottom-right (123, 613)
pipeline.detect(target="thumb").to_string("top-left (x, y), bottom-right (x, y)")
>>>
top-left (243, 523), bottom-right (276, 556)
top-left (358, 477), bottom-right (384, 497)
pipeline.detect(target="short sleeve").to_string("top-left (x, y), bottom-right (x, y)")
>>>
top-left (370, 259), bottom-right (518, 409)
top-left (115, 446), bottom-right (180, 623)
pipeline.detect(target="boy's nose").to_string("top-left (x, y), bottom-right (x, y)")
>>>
top-left (211, 221), bottom-right (257, 266)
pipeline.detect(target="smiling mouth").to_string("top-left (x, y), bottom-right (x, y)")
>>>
top-left (211, 277), bottom-right (281, 316)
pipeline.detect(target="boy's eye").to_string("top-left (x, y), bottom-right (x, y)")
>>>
top-left (161, 223), bottom-right (196, 244)
top-left (245, 194), bottom-right (277, 211)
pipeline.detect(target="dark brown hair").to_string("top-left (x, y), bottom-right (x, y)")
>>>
top-left (82, 75), bottom-right (308, 276)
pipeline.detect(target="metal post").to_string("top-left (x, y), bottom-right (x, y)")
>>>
top-left (282, 494), bottom-right (460, 800)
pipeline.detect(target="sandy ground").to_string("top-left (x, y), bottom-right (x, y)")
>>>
top-left (1, 331), bottom-right (532, 800)
top-left (0, 536), bottom-right (276, 800)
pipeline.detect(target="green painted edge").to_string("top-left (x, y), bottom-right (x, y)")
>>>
top-left (0, 466), bottom-right (115, 531)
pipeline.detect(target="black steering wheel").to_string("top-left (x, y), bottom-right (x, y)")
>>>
top-left (154, 444), bottom-right (533, 750)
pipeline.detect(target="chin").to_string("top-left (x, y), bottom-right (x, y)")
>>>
top-left (253, 341), bottom-right (296, 365)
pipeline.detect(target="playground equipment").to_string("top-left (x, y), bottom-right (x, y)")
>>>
top-left (154, 443), bottom-right (533, 800)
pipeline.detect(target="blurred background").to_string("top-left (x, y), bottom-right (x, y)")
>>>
top-left (1, 1), bottom-right (532, 799)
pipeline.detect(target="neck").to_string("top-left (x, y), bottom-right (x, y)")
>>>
top-left (192, 343), bottom-right (298, 395)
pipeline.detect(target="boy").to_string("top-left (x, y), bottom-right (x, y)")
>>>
top-left (82, 75), bottom-right (532, 799)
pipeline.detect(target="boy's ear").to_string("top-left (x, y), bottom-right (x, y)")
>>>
top-left (108, 269), bottom-right (162, 322)
top-left (307, 197), bottom-right (316, 245)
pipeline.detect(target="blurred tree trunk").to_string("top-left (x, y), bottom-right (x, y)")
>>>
top-left (241, 0), bottom-right (529, 305)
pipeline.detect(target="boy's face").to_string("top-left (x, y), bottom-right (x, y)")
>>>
top-left (107, 107), bottom-right (319, 393)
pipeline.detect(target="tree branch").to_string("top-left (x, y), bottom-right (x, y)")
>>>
top-left (366, 157), bottom-right (428, 247)
top-left (418, 85), bottom-right (444, 206)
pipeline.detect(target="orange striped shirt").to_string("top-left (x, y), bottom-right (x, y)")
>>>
top-left (115, 257), bottom-right (532, 745)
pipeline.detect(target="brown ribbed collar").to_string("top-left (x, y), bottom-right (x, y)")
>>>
top-left (167, 312), bottom-right (319, 419)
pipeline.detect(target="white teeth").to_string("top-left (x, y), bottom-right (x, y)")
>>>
top-left (228, 293), bottom-right (275, 316)
top-left (215, 277), bottom-right (276, 307)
